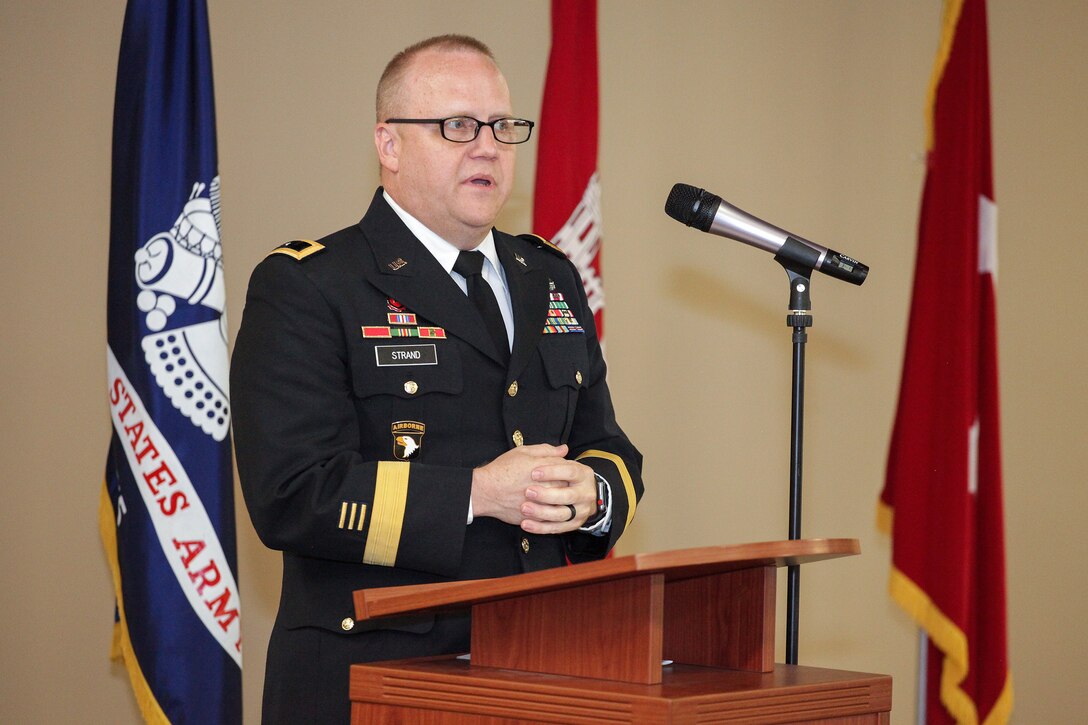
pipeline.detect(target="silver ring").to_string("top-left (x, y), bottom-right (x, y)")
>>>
top-left (565, 504), bottom-right (577, 522)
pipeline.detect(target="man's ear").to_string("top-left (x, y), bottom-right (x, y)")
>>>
top-left (375, 124), bottom-right (399, 173)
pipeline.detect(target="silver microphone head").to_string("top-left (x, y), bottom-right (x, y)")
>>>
top-left (665, 183), bottom-right (868, 285)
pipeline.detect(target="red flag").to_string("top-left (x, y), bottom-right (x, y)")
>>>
top-left (880, 1), bottom-right (1012, 722)
top-left (533, 0), bottom-right (604, 337)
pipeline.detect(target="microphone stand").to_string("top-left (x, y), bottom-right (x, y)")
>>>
top-left (780, 261), bottom-right (813, 667)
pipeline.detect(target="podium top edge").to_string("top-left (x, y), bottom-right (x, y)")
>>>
top-left (631, 537), bottom-right (860, 570)
top-left (354, 538), bottom-right (859, 621)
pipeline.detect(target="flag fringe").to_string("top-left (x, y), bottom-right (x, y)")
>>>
top-left (110, 620), bottom-right (123, 659)
top-left (983, 673), bottom-right (1014, 725)
top-left (879, 504), bottom-right (1014, 725)
top-left (99, 482), bottom-right (172, 725)
top-left (875, 499), bottom-right (894, 536)
top-left (888, 565), bottom-right (976, 724)
top-left (925, 0), bottom-right (966, 151)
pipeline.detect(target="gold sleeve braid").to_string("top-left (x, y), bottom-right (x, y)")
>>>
top-left (362, 461), bottom-right (410, 566)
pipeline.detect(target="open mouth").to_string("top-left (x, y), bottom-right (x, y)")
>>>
top-left (467, 176), bottom-right (494, 187)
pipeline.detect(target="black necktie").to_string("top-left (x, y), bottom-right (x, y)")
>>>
top-left (453, 250), bottom-right (510, 364)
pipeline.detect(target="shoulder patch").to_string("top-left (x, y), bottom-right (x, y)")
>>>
top-left (268, 239), bottom-right (325, 261)
top-left (518, 233), bottom-right (567, 259)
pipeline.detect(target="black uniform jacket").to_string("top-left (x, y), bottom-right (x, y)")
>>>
top-left (230, 189), bottom-right (644, 638)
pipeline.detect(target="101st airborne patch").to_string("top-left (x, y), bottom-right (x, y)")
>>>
top-left (391, 420), bottom-right (425, 460)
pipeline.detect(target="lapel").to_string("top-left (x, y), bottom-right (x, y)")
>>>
top-left (496, 233), bottom-right (550, 379)
top-left (350, 191), bottom-right (506, 365)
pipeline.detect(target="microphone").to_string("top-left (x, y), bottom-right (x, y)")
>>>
top-left (664, 183), bottom-right (868, 286)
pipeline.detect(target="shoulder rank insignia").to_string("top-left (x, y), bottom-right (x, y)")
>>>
top-left (269, 239), bottom-right (325, 261)
top-left (518, 233), bottom-right (567, 259)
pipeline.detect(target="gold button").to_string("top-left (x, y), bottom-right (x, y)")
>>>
top-left (341, 617), bottom-right (355, 631)
top-left (512, 430), bottom-right (524, 447)
top-left (520, 537), bottom-right (530, 553)
top-left (575, 370), bottom-right (583, 385)
top-left (403, 380), bottom-right (418, 395)
top-left (507, 380), bottom-right (519, 397)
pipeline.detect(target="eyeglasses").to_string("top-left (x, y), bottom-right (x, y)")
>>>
top-left (384, 116), bottom-right (535, 144)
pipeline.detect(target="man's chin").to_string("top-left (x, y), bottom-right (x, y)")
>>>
top-left (457, 201), bottom-right (508, 229)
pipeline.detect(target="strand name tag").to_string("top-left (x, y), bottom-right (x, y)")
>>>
top-left (374, 344), bottom-right (438, 367)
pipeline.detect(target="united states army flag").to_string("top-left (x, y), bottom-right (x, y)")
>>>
top-left (100, 1), bottom-right (241, 722)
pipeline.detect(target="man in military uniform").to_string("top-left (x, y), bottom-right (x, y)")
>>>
top-left (230, 34), bottom-right (643, 723)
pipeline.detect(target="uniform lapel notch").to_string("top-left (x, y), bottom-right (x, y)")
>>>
top-left (498, 236), bottom-right (549, 376)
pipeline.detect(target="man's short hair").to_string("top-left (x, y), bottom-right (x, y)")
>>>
top-left (376, 34), bottom-right (497, 121)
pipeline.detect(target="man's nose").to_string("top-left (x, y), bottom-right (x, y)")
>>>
top-left (470, 125), bottom-right (502, 155)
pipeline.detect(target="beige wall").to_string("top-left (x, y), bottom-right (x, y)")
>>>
top-left (3, 1), bottom-right (1085, 722)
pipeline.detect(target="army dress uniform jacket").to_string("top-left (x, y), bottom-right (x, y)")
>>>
top-left (231, 190), bottom-right (644, 657)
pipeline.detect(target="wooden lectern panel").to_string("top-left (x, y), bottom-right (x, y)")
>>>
top-left (662, 566), bottom-right (776, 672)
top-left (472, 574), bottom-right (665, 684)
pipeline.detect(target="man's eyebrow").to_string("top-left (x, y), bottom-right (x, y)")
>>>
top-left (441, 112), bottom-right (515, 120)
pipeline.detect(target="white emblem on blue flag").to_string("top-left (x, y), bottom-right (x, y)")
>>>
top-left (134, 178), bottom-right (230, 441)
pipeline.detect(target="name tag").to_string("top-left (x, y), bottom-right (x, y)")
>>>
top-left (375, 344), bottom-right (438, 367)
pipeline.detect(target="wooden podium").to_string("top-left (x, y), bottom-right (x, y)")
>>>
top-left (349, 539), bottom-right (891, 723)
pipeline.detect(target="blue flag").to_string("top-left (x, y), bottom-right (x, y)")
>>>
top-left (100, 1), bottom-right (241, 722)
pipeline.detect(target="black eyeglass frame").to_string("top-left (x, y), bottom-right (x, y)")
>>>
top-left (384, 116), bottom-right (535, 144)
